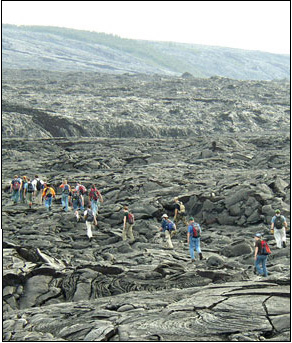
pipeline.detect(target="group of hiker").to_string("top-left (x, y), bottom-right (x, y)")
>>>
top-left (10, 175), bottom-right (288, 275)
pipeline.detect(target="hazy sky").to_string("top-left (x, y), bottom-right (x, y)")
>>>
top-left (2, 1), bottom-right (290, 54)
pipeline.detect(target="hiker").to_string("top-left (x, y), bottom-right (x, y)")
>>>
top-left (254, 233), bottom-right (269, 277)
top-left (32, 175), bottom-right (44, 204)
top-left (88, 184), bottom-right (103, 216)
top-left (84, 204), bottom-right (97, 242)
top-left (24, 178), bottom-right (35, 208)
top-left (10, 175), bottom-right (22, 204)
top-left (75, 182), bottom-right (86, 210)
top-left (42, 184), bottom-right (56, 211)
top-left (187, 217), bottom-right (203, 262)
top-left (123, 206), bottom-right (135, 242)
top-left (71, 188), bottom-right (83, 221)
top-left (159, 214), bottom-right (176, 249)
top-left (174, 197), bottom-right (188, 227)
top-left (60, 180), bottom-right (71, 212)
top-left (20, 176), bottom-right (27, 203)
top-left (271, 209), bottom-right (288, 248)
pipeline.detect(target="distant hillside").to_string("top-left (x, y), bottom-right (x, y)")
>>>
top-left (2, 24), bottom-right (290, 80)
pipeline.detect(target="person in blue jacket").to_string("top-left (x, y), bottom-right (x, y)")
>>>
top-left (159, 214), bottom-right (176, 249)
top-left (187, 217), bottom-right (203, 262)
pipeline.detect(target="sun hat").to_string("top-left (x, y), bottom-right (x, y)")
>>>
top-left (254, 233), bottom-right (262, 237)
top-left (162, 214), bottom-right (168, 218)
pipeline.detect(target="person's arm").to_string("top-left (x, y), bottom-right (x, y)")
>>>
top-left (123, 215), bottom-right (127, 228)
top-left (99, 192), bottom-right (104, 203)
top-left (187, 230), bottom-right (190, 244)
top-left (254, 245), bottom-right (258, 260)
top-left (174, 207), bottom-right (178, 219)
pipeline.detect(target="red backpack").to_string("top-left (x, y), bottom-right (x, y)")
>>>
top-left (191, 224), bottom-right (201, 238)
top-left (128, 212), bottom-right (135, 224)
top-left (79, 185), bottom-right (87, 195)
top-left (261, 240), bottom-right (271, 255)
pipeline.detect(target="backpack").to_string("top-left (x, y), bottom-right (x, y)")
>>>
top-left (79, 185), bottom-right (87, 195)
top-left (191, 224), bottom-right (201, 238)
top-left (72, 191), bottom-right (80, 201)
top-left (85, 209), bottom-right (94, 222)
top-left (27, 182), bottom-right (34, 193)
top-left (261, 240), bottom-right (271, 255)
top-left (179, 201), bottom-right (185, 213)
top-left (167, 221), bottom-right (175, 231)
top-left (274, 216), bottom-right (284, 230)
top-left (91, 189), bottom-right (99, 201)
top-left (128, 212), bottom-right (135, 224)
top-left (62, 184), bottom-right (70, 195)
top-left (36, 179), bottom-right (42, 191)
top-left (45, 188), bottom-right (53, 197)
top-left (12, 179), bottom-right (21, 190)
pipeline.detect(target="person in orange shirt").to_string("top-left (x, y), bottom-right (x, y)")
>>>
top-left (42, 184), bottom-right (56, 211)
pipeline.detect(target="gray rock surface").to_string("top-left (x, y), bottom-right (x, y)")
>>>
top-left (2, 24), bottom-right (290, 80)
top-left (2, 70), bottom-right (290, 341)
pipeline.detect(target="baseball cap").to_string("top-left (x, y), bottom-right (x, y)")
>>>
top-left (275, 209), bottom-right (281, 214)
top-left (162, 214), bottom-right (168, 218)
top-left (189, 217), bottom-right (194, 221)
top-left (254, 233), bottom-right (262, 238)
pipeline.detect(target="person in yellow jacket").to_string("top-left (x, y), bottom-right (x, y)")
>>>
top-left (42, 184), bottom-right (56, 211)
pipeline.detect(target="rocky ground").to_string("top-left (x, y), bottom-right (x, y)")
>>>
top-left (2, 71), bottom-right (290, 341)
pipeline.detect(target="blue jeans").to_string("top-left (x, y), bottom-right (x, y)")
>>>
top-left (12, 190), bottom-right (20, 203)
top-left (45, 197), bottom-right (53, 211)
top-left (91, 200), bottom-right (99, 216)
top-left (19, 190), bottom-right (24, 202)
top-left (189, 237), bottom-right (201, 260)
top-left (255, 255), bottom-right (268, 276)
top-left (61, 194), bottom-right (69, 211)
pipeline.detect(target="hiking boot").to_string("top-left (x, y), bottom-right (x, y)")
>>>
top-left (283, 242), bottom-right (286, 248)
top-left (199, 253), bottom-right (203, 260)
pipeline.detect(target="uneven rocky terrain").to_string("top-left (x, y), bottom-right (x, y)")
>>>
top-left (2, 70), bottom-right (290, 341)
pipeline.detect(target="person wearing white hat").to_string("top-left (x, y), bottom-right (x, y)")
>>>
top-left (159, 214), bottom-right (176, 249)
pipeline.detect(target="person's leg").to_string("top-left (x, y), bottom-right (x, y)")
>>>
top-left (280, 228), bottom-right (286, 247)
top-left (122, 225), bottom-right (127, 241)
top-left (165, 230), bottom-right (173, 248)
top-left (128, 224), bottom-right (135, 242)
top-left (48, 197), bottom-right (52, 210)
top-left (61, 194), bottom-right (65, 208)
top-left (274, 229), bottom-right (282, 248)
top-left (64, 195), bottom-right (69, 211)
top-left (255, 256), bottom-right (263, 275)
top-left (86, 221), bottom-right (93, 239)
top-left (27, 193), bottom-right (33, 208)
top-left (262, 255), bottom-right (268, 276)
top-left (189, 238), bottom-right (195, 260)
top-left (195, 238), bottom-right (201, 254)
